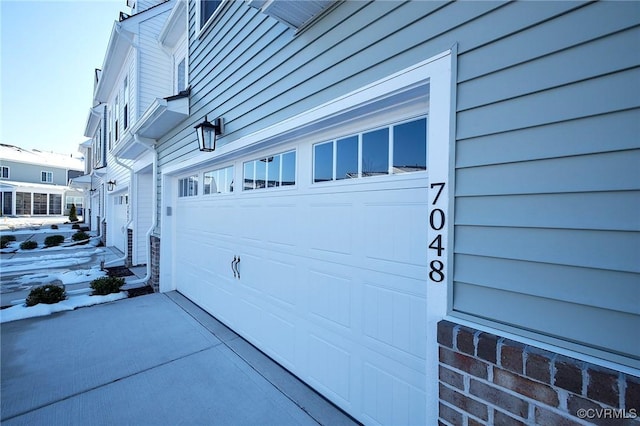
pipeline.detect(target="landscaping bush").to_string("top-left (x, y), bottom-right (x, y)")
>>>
top-left (1, 235), bottom-right (16, 249)
top-left (44, 235), bottom-right (65, 247)
top-left (90, 276), bottom-right (125, 295)
top-left (72, 231), bottom-right (90, 242)
top-left (71, 223), bottom-right (80, 230)
top-left (69, 203), bottom-right (78, 222)
top-left (25, 285), bottom-right (66, 307)
top-left (20, 240), bottom-right (38, 250)
top-left (50, 224), bottom-right (59, 229)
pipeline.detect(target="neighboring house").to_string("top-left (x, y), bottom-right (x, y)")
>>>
top-left (77, 0), bottom-right (176, 264)
top-left (89, 1), bottom-right (639, 425)
top-left (0, 144), bottom-right (84, 217)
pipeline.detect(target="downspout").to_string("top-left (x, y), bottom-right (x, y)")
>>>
top-left (120, 134), bottom-right (157, 287)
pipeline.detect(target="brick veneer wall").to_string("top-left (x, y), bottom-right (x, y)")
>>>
top-left (438, 320), bottom-right (640, 425)
top-left (101, 220), bottom-right (107, 246)
top-left (149, 235), bottom-right (160, 292)
top-left (126, 229), bottom-right (133, 267)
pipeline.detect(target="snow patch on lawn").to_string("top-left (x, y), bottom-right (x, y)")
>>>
top-left (0, 292), bottom-right (128, 323)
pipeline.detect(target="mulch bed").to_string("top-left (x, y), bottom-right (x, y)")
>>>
top-left (126, 285), bottom-right (155, 297)
top-left (104, 266), bottom-right (134, 277)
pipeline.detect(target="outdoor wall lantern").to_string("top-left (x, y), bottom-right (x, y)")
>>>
top-left (195, 115), bottom-right (224, 152)
top-left (107, 180), bottom-right (117, 191)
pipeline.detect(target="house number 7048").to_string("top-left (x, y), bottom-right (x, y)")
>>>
top-left (429, 182), bottom-right (446, 283)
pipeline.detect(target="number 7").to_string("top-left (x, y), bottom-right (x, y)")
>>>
top-left (430, 182), bottom-right (445, 205)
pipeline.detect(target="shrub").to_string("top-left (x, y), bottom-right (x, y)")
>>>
top-left (26, 285), bottom-right (66, 307)
top-left (71, 223), bottom-right (80, 230)
top-left (50, 224), bottom-right (59, 229)
top-left (72, 231), bottom-right (90, 242)
top-left (44, 235), bottom-right (65, 247)
top-left (1, 235), bottom-right (16, 249)
top-left (20, 240), bottom-right (38, 250)
top-left (69, 203), bottom-right (78, 222)
top-left (90, 276), bottom-right (125, 295)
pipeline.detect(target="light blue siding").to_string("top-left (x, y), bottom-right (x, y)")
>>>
top-left (156, 0), bottom-right (640, 365)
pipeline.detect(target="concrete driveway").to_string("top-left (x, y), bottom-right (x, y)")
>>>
top-left (1, 292), bottom-right (357, 426)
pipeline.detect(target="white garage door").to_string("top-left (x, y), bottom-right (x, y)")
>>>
top-left (174, 118), bottom-right (430, 424)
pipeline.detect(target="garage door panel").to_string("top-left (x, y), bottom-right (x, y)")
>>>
top-left (307, 333), bottom-right (352, 404)
top-left (307, 202), bottom-right (355, 255)
top-left (363, 361), bottom-right (426, 426)
top-left (363, 283), bottom-right (427, 360)
top-left (307, 268), bottom-right (353, 330)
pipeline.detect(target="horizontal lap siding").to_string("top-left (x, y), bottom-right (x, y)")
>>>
top-left (138, 11), bottom-right (172, 118)
top-left (453, 0), bottom-right (640, 365)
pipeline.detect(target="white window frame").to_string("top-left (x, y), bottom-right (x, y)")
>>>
top-left (204, 165), bottom-right (234, 195)
top-left (123, 76), bottom-right (129, 131)
top-left (41, 171), bottom-right (53, 183)
top-left (242, 150), bottom-right (297, 191)
top-left (178, 175), bottom-right (199, 197)
top-left (0, 166), bottom-right (8, 179)
top-left (197, 0), bottom-right (225, 36)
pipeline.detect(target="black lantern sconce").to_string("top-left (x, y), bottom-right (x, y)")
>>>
top-left (195, 115), bottom-right (224, 152)
top-left (107, 180), bottom-right (117, 191)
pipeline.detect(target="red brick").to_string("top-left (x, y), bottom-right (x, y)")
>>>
top-left (494, 368), bottom-right (559, 406)
top-left (534, 406), bottom-right (583, 426)
top-left (477, 332), bottom-right (498, 365)
top-left (588, 367), bottom-right (620, 408)
top-left (554, 358), bottom-right (583, 395)
top-left (525, 351), bottom-right (551, 384)
top-left (439, 402), bottom-right (463, 425)
top-left (625, 375), bottom-right (640, 411)
top-left (439, 346), bottom-right (489, 380)
top-left (438, 320), bottom-right (456, 348)
top-left (440, 365), bottom-right (464, 391)
top-left (440, 383), bottom-right (489, 421)
top-left (469, 379), bottom-right (528, 418)
top-left (494, 409), bottom-right (526, 426)
top-left (457, 326), bottom-right (476, 356)
top-left (500, 340), bottom-right (524, 374)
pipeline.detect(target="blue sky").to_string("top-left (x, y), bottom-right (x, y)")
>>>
top-left (1, 0), bottom-right (126, 156)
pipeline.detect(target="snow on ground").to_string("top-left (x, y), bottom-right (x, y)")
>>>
top-left (13, 266), bottom-right (107, 286)
top-left (1, 248), bottom-right (105, 273)
top-left (0, 292), bottom-right (128, 323)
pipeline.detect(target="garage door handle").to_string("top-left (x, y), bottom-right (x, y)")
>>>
top-left (235, 256), bottom-right (241, 279)
top-left (231, 256), bottom-right (237, 278)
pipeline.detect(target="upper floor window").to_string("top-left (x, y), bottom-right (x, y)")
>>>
top-left (41, 171), bottom-right (53, 183)
top-left (177, 58), bottom-right (186, 93)
top-left (114, 95), bottom-right (120, 142)
top-left (0, 166), bottom-right (8, 179)
top-left (178, 175), bottom-right (198, 197)
top-left (243, 150), bottom-right (296, 191)
top-left (199, 0), bottom-right (222, 31)
top-left (313, 117), bottom-right (427, 183)
top-left (123, 77), bottom-right (129, 131)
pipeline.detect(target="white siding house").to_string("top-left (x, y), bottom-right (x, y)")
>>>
top-left (88, 1), bottom-right (639, 425)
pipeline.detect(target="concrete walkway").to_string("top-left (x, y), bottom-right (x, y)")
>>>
top-left (1, 292), bottom-right (357, 426)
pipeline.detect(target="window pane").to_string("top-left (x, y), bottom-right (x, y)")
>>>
top-left (3, 192), bottom-right (13, 215)
top-left (204, 172), bottom-right (214, 194)
top-left (393, 118), bottom-right (427, 173)
top-left (336, 136), bottom-right (358, 180)
top-left (201, 0), bottom-right (221, 26)
top-left (226, 166), bottom-right (234, 192)
top-left (243, 161), bottom-right (254, 190)
top-left (177, 59), bottom-right (186, 92)
top-left (281, 151), bottom-right (296, 186)
top-left (49, 194), bottom-right (61, 215)
top-left (314, 142), bottom-right (333, 182)
top-left (267, 155), bottom-right (281, 187)
top-left (255, 158), bottom-right (267, 189)
top-left (33, 193), bottom-right (47, 215)
top-left (362, 128), bottom-right (389, 177)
